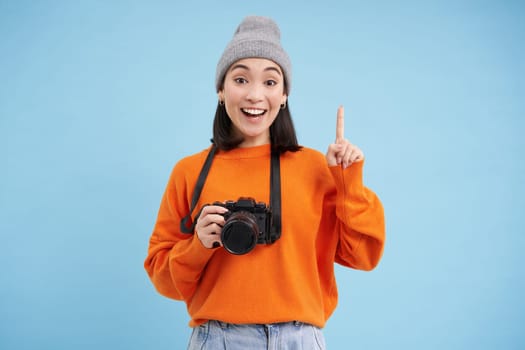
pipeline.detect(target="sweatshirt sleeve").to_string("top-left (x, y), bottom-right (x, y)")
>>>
top-left (144, 163), bottom-right (216, 301)
top-left (329, 160), bottom-right (385, 270)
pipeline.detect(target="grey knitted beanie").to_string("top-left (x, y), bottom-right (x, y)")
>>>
top-left (215, 16), bottom-right (292, 93)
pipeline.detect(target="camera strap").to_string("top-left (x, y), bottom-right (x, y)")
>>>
top-left (269, 149), bottom-right (281, 242)
top-left (180, 143), bottom-right (218, 233)
top-left (179, 143), bottom-right (282, 239)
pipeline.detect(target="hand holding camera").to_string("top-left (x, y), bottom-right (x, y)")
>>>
top-left (194, 204), bottom-right (228, 249)
top-left (195, 197), bottom-right (274, 255)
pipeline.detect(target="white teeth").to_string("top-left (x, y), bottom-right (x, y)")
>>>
top-left (242, 108), bottom-right (265, 116)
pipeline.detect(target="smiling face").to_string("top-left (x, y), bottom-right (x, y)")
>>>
top-left (218, 58), bottom-right (288, 148)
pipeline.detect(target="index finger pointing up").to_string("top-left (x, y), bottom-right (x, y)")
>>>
top-left (336, 105), bottom-right (345, 142)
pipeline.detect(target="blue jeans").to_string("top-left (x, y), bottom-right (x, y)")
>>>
top-left (187, 320), bottom-right (327, 350)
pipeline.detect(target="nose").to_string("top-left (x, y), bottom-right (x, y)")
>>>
top-left (245, 84), bottom-right (263, 102)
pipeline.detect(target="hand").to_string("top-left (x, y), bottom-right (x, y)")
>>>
top-left (195, 205), bottom-right (228, 249)
top-left (326, 105), bottom-right (364, 169)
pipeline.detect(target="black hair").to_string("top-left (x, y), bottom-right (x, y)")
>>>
top-left (212, 103), bottom-right (302, 154)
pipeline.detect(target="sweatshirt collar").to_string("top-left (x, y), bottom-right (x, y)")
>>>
top-left (215, 144), bottom-right (271, 159)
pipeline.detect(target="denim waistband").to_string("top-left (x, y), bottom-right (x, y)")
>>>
top-left (213, 320), bottom-right (306, 329)
top-left (189, 319), bottom-right (326, 349)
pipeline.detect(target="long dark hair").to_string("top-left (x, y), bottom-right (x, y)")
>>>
top-left (212, 103), bottom-right (302, 154)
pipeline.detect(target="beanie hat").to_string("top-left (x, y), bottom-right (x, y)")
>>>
top-left (215, 16), bottom-right (292, 94)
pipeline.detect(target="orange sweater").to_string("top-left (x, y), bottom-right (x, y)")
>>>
top-left (144, 144), bottom-right (385, 328)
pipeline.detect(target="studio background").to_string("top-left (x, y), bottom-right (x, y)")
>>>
top-left (1, 1), bottom-right (523, 349)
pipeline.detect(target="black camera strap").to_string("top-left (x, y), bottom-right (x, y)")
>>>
top-left (180, 143), bottom-right (281, 239)
top-left (180, 143), bottom-right (218, 233)
top-left (269, 149), bottom-right (281, 242)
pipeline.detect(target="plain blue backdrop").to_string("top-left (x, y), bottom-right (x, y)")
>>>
top-left (1, 0), bottom-right (524, 349)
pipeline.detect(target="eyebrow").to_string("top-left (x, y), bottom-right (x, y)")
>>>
top-left (229, 64), bottom-right (282, 76)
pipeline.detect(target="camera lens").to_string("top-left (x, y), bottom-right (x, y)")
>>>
top-left (221, 211), bottom-right (259, 255)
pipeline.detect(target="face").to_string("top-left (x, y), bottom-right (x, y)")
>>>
top-left (218, 58), bottom-right (288, 148)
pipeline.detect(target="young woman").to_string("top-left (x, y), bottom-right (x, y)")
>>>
top-left (144, 16), bottom-right (385, 350)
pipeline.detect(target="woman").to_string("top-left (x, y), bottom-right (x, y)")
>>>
top-left (144, 16), bottom-right (385, 349)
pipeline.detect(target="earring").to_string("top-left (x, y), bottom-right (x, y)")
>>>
top-left (280, 101), bottom-right (286, 110)
top-left (219, 100), bottom-right (225, 106)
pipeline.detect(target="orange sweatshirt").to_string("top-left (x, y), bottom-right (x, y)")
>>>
top-left (144, 144), bottom-right (385, 328)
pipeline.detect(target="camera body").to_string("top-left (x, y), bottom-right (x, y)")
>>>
top-left (213, 197), bottom-right (274, 255)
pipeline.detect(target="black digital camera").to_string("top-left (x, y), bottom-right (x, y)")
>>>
top-left (213, 197), bottom-right (275, 255)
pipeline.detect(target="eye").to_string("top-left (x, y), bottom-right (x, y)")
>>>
top-left (234, 77), bottom-right (248, 84)
top-left (265, 80), bottom-right (278, 87)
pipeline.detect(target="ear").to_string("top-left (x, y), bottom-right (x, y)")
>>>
top-left (218, 90), bottom-right (224, 102)
top-left (281, 93), bottom-right (288, 106)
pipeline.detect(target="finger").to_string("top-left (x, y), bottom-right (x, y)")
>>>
top-left (341, 143), bottom-right (353, 169)
top-left (196, 223), bottom-right (223, 248)
top-left (201, 205), bottom-right (228, 216)
top-left (341, 143), bottom-right (357, 169)
top-left (336, 105), bottom-right (345, 143)
top-left (343, 146), bottom-right (364, 168)
top-left (332, 143), bottom-right (344, 164)
top-left (325, 143), bottom-right (343, 166)
top-left (207, 214), bottom-right (227, 226)
top-left (210, 231), bottom-right (223, 248)
top-left (196, 214), bottom-right (220, 228)
top-left (197, 205), bottom-right (227, 225)
top-left (201, 222), bottom-right (223, 235)
top-left (346, 150), bottom-right (358, 168)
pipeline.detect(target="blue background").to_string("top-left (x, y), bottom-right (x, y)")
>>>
top-left (1, 1), bottom-right (524, 349)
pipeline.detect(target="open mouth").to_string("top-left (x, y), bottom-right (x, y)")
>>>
top-left (241, 108), bottom-right (266, 117)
